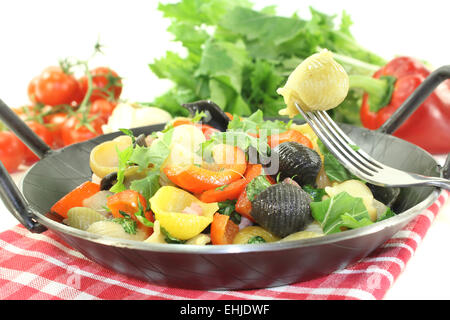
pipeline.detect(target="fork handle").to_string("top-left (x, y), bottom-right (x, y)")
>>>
top-left (422, 178), bottom-right (450, 190)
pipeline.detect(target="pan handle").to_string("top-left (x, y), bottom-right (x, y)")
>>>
top-left (377, 66), bottom-right (450, 180)
top-left (378, 65), bottom-right (450, 135)
top-left (0, 98), bottom-right (49, 232)
top-left (0, 161), bottom-right (47, 233)
top-left (443, 155), bottom-right (450, 180)
top-left (0, 99), bottom-right (52, 159)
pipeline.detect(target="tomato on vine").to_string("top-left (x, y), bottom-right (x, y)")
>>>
top-left (89, 99), bottom-right (116, 122)
top-left (33, 66), bottom-right (82, 107)
top-left (0, 131), bottom-right (26, 173)
top-left (21, 121), bottom-right (55, 165)
top-left (79, 67), bottom-right (122, 102)
top-left (61, 114), bottom-right (105, 146)
top-left (27, 77), bottom-right (39, 104)
top-left (43, 112), bottom-right (68, 148)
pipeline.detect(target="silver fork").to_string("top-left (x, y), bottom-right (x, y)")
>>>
top-left (294, 103), bottom-right (450, 190)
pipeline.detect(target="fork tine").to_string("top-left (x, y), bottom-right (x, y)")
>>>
top-left (308, 111), bottom-right (379, 175)
top-left (295, 105), bottom-right (375, 180)
top-left (317, 111), bottom-right (384, 169)
top-left (314, 111), bottom-right (382, 171)
top-left (294, 102), bottom-right (450, 190)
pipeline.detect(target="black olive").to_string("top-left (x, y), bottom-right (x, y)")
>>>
top-left (251, 183), bottom-right (313, 238)
top-left (182, 100), bottom-right (230, 131)
top-left (100, 172), bottom-right (118, 191)
top-left (367, 183), bottom-right (400, 208)
top-left (133, 134), bottom-right (147, 148)
top-left (273, 142), bottom-right (322, 186)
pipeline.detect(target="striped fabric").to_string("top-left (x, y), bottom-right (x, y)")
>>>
top-left (0, 190), bottom-right (448, 300)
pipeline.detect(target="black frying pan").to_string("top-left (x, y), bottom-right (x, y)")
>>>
top-left (0, 67), bottom-right (449, 291)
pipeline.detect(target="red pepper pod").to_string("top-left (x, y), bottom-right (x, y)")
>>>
top-left (359, 56), bottom-right (450, 154)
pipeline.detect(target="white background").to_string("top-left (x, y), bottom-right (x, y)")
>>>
top-left (0, 0), bottom-right (449, 300)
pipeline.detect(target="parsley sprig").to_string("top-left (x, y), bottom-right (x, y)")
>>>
top-left (110, 128), bottom-right (174, 201)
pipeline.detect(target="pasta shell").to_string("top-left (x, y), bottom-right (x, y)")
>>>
top-left (325, 180), bottom-right (377, 221)
top-left (186, 234), bottom-right (211, 245)
top-left (144, 220), bottom-right (167, 244)
top-left (89, 135), bottom-right (133, 178)
top-left (150, 186), bottom-right (218, 240)
top-left (66, 207), bottom-right (107, 231)
top-left (279, 231), bottom-right (323, 243)
top-left (277, 49), bottom-right (349, 117)
top-left (233, 226), bottom-right (280, 244)
top-left (86, 220), bottom-right (148, 241)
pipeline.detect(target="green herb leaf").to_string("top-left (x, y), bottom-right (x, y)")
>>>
top-left (203, 130), bottom-right (270, 158)
top-left (248, 236), bottom-right (266, 244)
top-left (110, 145), bottom-right (134, 193)
top-left (376, 207), bottom-right (396, 222)
top-left (119, 128), bottom-right (136, 143)
top-left (129, 128), bottom-right (174, 171)
top-left (302, 185), bottom-right (327, 202)
top-left (218, 200), bottom-right (241, 225)
top-left (317, 140), bottom-right (357, 183)
top-left (246, 175), bottom-right (272, 202)
top-left (160, 227), bottom-right (187, 244)
top-left (310, 191), bottom-right (373, 235)
top-left (130, 170), bottom-right (161, 201)
top-left (112, 218), bottom-right (137, 235)
top-left (227, 109), bottom-right (291, 135)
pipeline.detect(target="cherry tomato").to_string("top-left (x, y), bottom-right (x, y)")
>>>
top-left (79, 67), bottom-right (122, 102)
top-left (27, 77), bottom-right (39, 104)
top-left (89, 99), bottom-right (116, 122)
top-left (34, 67), bottom-right (81, 107)
top-left (21, 121), bottom-right (54, 165)
top-left (61, 115), bottom-right (104, 146)
top-left (43, 112), bottom-right (68, 148)
top-left (0, 131), bottom-right (26, 173)
top-left (13, 105), bottom-right (54, 123)
top-left (13, 105), bottom-right (38, 121)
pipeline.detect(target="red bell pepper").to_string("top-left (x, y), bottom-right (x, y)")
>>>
top-left (235, 166), bottom-right (275, 222)
top-left (267, 129), bottom-right (313, 149)
top-left (164, 144), bottom-right (247, 194)
top-left (210, 212), bottom-right (239, 245)
top-left (51, 181), bottom-right (100, 218)
top-left (198, 163), bottom-right (263, 203)
top-left (350, 56), bottom-right (450, 154)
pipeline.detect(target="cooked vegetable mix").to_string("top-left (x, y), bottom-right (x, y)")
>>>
top-left (51, 50), bottom-right (399, 245)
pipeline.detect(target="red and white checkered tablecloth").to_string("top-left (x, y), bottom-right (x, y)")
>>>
top-left (0, 190), bottom-right (448, 300)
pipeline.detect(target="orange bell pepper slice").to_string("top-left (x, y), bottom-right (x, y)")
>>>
top-left (198, 164), bottom-right (263, 203)
top-left (164, 144), bottom-right (247, 194)
top-left (51, 181), bottom-right (100, 218)
top-left (210, 212), bottom-right (239, 245)
top-left (268, 129), bottom-right (313, 149)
